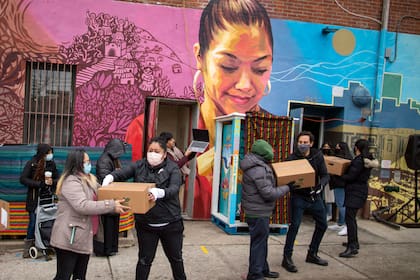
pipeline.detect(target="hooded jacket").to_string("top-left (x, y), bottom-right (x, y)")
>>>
top-left (287, 147), bottom-right (329, 198)
top-left (240, 153), bottom-right (290, 217)
top-left (96, 139), bottom-right (126, 184)
top-left (341, 155), bottom-right (379, 208)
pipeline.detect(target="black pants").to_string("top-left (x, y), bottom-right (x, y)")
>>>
top-left (135, 219), bottom-right (186, 280)
top-left (284, 195), bottom-right (328, 257)
top-left (345, 207), bottom-right (359, 249)
top-left (246, 216), bottom-right (270, 280)
top-left (54, 247), bottom-right (90, 280)
top-left (94, 214), bottom-right (120, 256)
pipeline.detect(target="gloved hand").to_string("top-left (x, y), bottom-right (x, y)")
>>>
top-left (310, 184), bottom-right (324, 195)
top-left (102, 174), bottom-right (114, 187)
top-left (287, 181), bottom-right (300, 192)
top-left (148, 188), bottom-right (165, 201)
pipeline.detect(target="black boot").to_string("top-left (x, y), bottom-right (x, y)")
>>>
top-left (305, 251), bottom-right (328, 266)
top-left (281, 255), bottom-right (298, 273)
top-left (339, 247), bottom-right (358, 258)
top-left (342, 242), bottom-right (360, 250)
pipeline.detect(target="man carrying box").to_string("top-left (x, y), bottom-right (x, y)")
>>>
top-left (282, 131), bottom-right (330, 273)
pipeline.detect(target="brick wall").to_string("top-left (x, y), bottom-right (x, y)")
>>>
top-left (121, 0), bottom-right (420, 34)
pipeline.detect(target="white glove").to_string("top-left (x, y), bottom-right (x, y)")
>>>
top-left (148, 187), bottom-right (165, 201)
top-left (102, 174), bottom-right (114, 187)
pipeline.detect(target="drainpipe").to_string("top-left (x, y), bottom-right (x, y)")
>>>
top-left (370, 0), bottom-right (390, 135)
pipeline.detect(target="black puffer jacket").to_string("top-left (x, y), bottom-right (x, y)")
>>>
top-left (342, 155), bottom-right (379, 208)
top-left (287, 148), bottom-right (329, 198)
top-left (20, 157), bottom-right (59, 212)
top-left (111, 158), bottom-right (182, 225)
top-left (240, 153), bottom-right (290, 217)
top-left (96, 139), bottom-right (126, 184)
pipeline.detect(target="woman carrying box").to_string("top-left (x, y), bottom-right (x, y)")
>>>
top-left (102, 137), bottom-right (186, 280)
top-left (50, 149), bottom-right (129, 280)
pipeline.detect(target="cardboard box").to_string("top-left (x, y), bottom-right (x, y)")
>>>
top-left (97, 182), bottom-right (156, 214)
top-left (271, 159), bottom-right (315, 188)
top-left (0, 199), bottom-right (10, 230)
top-left (324, 156), bottom-right (351, 175)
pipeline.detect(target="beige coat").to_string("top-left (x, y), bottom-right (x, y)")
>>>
top-left (50, 174), bottom-right (115, 255)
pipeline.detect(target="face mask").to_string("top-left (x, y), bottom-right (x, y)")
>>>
top-left (45, 154), bottom-right (53, 161)
top-left (83, 162), bottom-right (92, 174)
top-left (297, 144), bottom-right (311, 154)
top-left (147, 152), bottom-right (164, 166)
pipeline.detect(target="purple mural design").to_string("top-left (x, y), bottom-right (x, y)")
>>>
top-left (60, 11), bottom-right (196, 146)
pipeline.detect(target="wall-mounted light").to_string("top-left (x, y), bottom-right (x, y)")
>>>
top-left (322, 27), bottom-right (339, 34)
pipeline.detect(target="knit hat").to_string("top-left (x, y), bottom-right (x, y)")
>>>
top-left (251, 139), bottom-right (274, 162)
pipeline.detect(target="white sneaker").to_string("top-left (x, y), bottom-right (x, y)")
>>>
top-left (328, 224), bottom-right (344, 231)
top-left (326, 215), bottom-right (332, 222)
top-left (338, 226), bottom-right (348, 236)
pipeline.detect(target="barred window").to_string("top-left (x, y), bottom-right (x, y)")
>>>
top-left (24, 62), bottom-right (77, 146)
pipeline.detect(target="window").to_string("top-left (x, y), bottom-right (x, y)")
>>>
top-left (24, 62), bottom-right (77, 146)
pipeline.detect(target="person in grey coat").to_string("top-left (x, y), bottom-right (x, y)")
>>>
top-left (50, 149), bottom-right (129, 280)
top-left (240, 139), bottom-right (292, 280)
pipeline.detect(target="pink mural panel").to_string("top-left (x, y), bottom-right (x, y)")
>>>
top-left (0, 0), bottom-right (201, 146)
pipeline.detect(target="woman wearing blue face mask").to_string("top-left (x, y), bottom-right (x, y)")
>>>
top-left (101, 137), bottom-right (186, 280)
top-left (50, 149), bottom-right (129, 280)
top-left (20, 143), bottom-right (59, 258)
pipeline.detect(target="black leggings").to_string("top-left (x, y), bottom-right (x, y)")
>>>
top-left (135, 219), bottom-right (186, 280)
top-left (54, 247), bottom-right (90, 280)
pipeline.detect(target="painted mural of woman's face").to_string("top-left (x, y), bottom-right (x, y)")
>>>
top-left (196, 22), bottom-right (273, 116)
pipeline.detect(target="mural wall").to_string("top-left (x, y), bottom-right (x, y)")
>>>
top-left (1, 0), bottom-right (419, 223)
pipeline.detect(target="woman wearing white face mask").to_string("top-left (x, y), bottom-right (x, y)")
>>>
top-left (102, 137), bottom-right (186, 280)
top-left (20, 143), bottom-right (59, 258)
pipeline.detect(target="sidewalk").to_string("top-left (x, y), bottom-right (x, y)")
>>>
top-left (1, 217), bottom-right (419, 279)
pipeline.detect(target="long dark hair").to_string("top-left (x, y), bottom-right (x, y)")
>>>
top-left (335, 141), bottom-right (353, 160)
top-left (56, 149), bottom-right (96, 195)
top-left (198, 0), bottom-right (273, 58)
top-left (355, 139), bottom-right (371, 159)
top-left (33, 143), bottom-right (52, 181)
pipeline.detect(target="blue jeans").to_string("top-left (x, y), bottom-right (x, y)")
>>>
top-left (26, 211), bottom-right (36, 239)
top-left (246, 216), bottom-right (270, 280)
top-left (284, 195), bottom-right (327, 257)
top-left (334, 188), bottom-right (346, 225)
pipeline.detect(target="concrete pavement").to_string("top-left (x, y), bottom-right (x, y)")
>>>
top-left (1, 217), bottom-right (420, 280)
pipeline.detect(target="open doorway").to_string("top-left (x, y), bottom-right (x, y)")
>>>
top-left (144, 97), bottom-right (200, 217)
top-left (289, 102), bottom-right (344, 149)
top-left (144, 98), bottom-right (199, 152)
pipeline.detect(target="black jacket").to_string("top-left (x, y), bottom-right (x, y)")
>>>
top-left (20, 157), bottom-right (59, 212)
top-left (111, 158), bottom-right (182, 225)
top-left (287, 148), bottom-right (329, 198)
top-left (96, 139), bottom-right (126, 184)
top-left (240, 153), bottom-right (290, 217)
top-left (342, 155), bottom-right (378, 208)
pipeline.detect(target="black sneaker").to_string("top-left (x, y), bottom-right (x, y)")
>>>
top-left (263, 271), bottom-right (279, 278)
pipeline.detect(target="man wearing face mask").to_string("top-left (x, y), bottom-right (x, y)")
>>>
top-left (101, 137), bottom-right (186, 280)
top-left (281, 131), bottom-right (330, 273)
